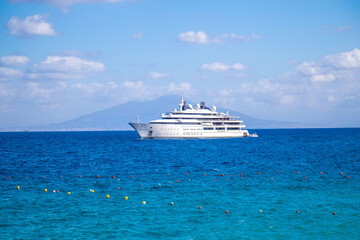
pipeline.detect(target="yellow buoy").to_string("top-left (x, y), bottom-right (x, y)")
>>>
top-left (44, 189), bottom-right (47, 192)
top-left (91, 189), bottom-right (94, 193)
top-left (67, 192), bottom-right (71, 194)
top-left (17, 186), bottom-right (20, 190)
top-left (142, 201), bottom-right (146, 205)
top-left (106, 194), bottom-right (110, 198)
top-left (260, 210), bottom-right (263, 213)
top-left (171, 202), bottom-right (174, 205)
top-left (125, 196), bottom-right (128, 200)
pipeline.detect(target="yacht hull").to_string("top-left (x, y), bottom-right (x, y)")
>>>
top-left (129, 122), bottom-right (249, 139)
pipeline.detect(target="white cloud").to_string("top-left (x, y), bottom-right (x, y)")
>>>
top-left (179, 31), bottom-right (210, 44)
top-left (29, 56), bottom-right (105, 79)
top-left (179, 31), bottom-right (260, 44)
top-left (296, 61), bottom-right (322, 75)
top-left (148, 72), bottom-right (169, 79)
top-left (123, 81), bottom-right (146, 89)
top-left (201, 62), bottom-right (246, 72)
top-left (0, 84), bottom-right (15, 102)
top-left (311, 74), bottom-right (335, 83)
top-left (1, 55), bottom-right (30, 66)
top-left (0, 67), bottom-right (23, 81)
top-left (280, 95), bottom-right (296, 104)
top-left (214, 49), bottom-right (360, 114)
top-left (6, 14), bottom-right (56, 36)
top-left (295, 48), bottom-right (360, 84)
top-left (324, 48), bottom-right (360, 69)
top-left (132, 31), bottom-right (144, 39)
top-left (167, 82), bottom-right (192, 93)
top-left (10, 0), bottom-right (129, 11)
top-left (337, 26), bottom-right (353, 32)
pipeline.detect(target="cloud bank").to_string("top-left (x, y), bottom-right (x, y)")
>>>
top-left (1, 55), bottom-right (30, 66)
top-left (28, 56), bottom-right (105, 79)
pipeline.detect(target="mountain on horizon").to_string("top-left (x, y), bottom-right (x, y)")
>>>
top-left (18, 95), bottom-right (319, 131)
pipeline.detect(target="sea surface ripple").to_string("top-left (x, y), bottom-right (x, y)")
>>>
top-left (0, 129), bottom-right (360, 239)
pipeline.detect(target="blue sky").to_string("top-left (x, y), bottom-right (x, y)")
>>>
top-left (0, 0), bottom-right (359, 128)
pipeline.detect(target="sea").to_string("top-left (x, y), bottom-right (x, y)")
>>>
top-left (0, 128), bottom-right (359, 239)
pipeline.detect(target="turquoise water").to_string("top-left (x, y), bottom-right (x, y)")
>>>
top-left (1, 129), bottom-right (359, 239)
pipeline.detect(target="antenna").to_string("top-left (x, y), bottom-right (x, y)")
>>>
top-left (136, 114), bottom-right (139, 123)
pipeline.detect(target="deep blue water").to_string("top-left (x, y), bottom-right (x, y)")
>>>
top-left (1, 129), bottom-right (360, 239)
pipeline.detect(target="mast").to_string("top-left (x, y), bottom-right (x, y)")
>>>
top-left (179, 97), bottom-right (185, 111)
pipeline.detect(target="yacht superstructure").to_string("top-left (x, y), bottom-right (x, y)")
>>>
top-left (129, 97), bottom-right (253, 139)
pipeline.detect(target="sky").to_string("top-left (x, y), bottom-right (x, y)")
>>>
top-left (0, 0), bottom-right (359, 128)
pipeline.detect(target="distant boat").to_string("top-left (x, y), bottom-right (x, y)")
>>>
top-left (129, 97), bottom-right (256, 139)
top-left (24, 129), bottom-right (30, 132)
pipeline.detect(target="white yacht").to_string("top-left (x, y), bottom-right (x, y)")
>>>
top-left (129, 97), bottom-right (254, 139)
